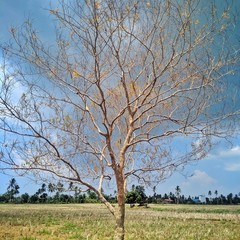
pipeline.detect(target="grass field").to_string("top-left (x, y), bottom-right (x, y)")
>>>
top-left (0, 204), bottom-right (240, 240)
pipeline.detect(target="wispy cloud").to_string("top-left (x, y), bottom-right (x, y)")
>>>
top-left (181, 170), bottom-right (218, 196)
top-left (207, 145), bottom-right (240, 172)
top-left (224, 162), bottom-right (240, 171)
top-left (0, 58), bottom-right (26, 104)
top-left (212, 146), bottom-right (240, 158)
top-left (188, 170), bottom-right (217, 185)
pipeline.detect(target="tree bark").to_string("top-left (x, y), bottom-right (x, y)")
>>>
top-left (114, 203), bottom-right (125, 240)
top-left (114, 169), bottom-right (125, 240)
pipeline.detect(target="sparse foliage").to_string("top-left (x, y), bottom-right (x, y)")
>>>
top-left (0, 0), bottom-right (239, 239)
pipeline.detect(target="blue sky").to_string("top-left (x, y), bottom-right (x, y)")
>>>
top-left (0, 0), bottom-right (240, 198)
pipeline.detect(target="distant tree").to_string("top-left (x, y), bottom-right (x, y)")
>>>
top-left (175, 186), bottom-right (181, 204)
top-left (78, 193), bottom-right (86, 203)
top-left (56, 182), bottom-right (64, 193)
top-left (30, 194), bottom-right (39, 203)
top-left (153, 186), bottom-right (156, 197)
top-left (152, 194), bottom-right (162, 204)
top-left (233, 194), bottom-right (239, 204)
top-left (0, 193), bottom-right (8, 203)
top-left (69, 184), bottom-right (81, 203)
top-left (214, 190), bottom-right (218, 204)
top-left (219, 194), bottom-right (226, 205)
top-left (87, 189), bottom-right (99, 202)
top-left (40, 193), bottom-right (48, 203)
top-left (6, 178), bottom-right (20, 202)
top-left (125, 191), bottom-right (139, 204)
top-left (126, 185), bottom-right (146, 205)
top-left (51, 182), bottom-right (64, 202)
top-left (40, 183), bottom-right (46, 194)
top-left (208, 190), bottom-right (212, 203)
top-left (48, 183), bottom-right (56, 196)
top-left (187, 196), bottom-right (193, 204)
top-left (227, 193), bottom-right (233, 204)
top-left (20, 193), bottom-right (30, 203)
top-left (169, 192), bottom-right (175, 202)
top-left (181, 195), bottom-right (186, 204)
top-left (34, 183), bottom-right (48, 203)
top-left (164, 193), bottom-right (168, 199)
top-left (60, 194), bottom-right (71, 203)
top-left (135, 186), bottom-right (147, 204)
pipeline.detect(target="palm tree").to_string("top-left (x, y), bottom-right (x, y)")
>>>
top-left (56, 181), bottom-right (64, 193)
top-left (214, 190), bottom-right (218, 204)
top-left (208, 190), bottom-right (212, 204)
top-left (39, 184), bottom-right (47, 202)
top-left (153, 186), bottom-right (156, 197)
top-left (7, 178), bottom-right (20, 202)
top-left (175, 186), bottom-right (181, 204)
top-left (48, 183), bottom-right (56, 195)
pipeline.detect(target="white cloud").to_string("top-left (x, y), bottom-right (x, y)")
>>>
top-left (207, 145), bottom-right (240, 159)
top-left (224, 162), bottom-right (240, 171)
top-left (207, 145), bottom-right (240, 172)
top-left (188, 170), bottom-right (216, 185)
top-left (11, 81), bottom-right (26, 104)
top-left (181, 170), bottom-right (217, 196)
top-left (0, 58), bottom-right (26, 105)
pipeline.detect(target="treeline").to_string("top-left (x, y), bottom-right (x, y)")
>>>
top-left (0, 179), bottom-right (240, 205)
top-left (147, 192), bottom-right (240, 205)
top-left (0, 178), bottom-right (116, 204)
top-left (126, 185), bottom-right (240, 205)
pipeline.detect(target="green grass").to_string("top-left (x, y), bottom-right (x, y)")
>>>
top-left (149, 204), bottom-right (240, 214)
top-left (0, 204), bottom-right (239, 239)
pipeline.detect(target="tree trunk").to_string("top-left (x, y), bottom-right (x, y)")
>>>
top-left (114, 203), bottom-right (125, 240)
top-left (114, 169), bottom-right (125, 240)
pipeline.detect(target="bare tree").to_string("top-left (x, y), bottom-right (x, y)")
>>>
top-left (0, 0), bottom-right (239, 239)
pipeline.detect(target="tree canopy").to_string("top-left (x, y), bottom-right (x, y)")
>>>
top-left (0, 0), bottom-right (239, 239)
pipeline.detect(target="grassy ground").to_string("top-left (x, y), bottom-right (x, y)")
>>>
top-left (0, 204), bottom-right (240, 239)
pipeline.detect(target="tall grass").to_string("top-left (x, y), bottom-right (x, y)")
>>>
top-left (0, 204), bottom-right (239, 239)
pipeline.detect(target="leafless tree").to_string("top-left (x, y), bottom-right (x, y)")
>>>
top-left (0, 0), bottom-right (239, 239)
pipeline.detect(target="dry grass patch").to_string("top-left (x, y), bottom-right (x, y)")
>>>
top-left (0, 204), bottom-right (240, 239)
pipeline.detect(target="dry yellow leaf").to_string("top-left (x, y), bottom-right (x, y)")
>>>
top-left (72, 70), bottom-right (81, 78)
